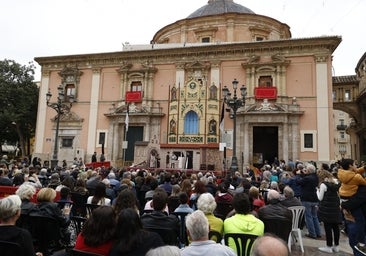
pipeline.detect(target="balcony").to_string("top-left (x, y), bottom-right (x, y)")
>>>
top-left (336, 124), bottom-right (347, 130)
top-left (254, 87), bottom-right (277, 99)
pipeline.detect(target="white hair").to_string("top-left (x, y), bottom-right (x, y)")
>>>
top-left (306, 163), bottom-right (316, 173)
top-left (15, 183), bottom-right (36, 200)
top-left (197, 192), bottom-right (217, 214)
top-left (267, 189), bottom-right (281, 201)
top-left (185, 210), bottom-right (209, 241)
top-left (0, 195), bottom-right (21, 221)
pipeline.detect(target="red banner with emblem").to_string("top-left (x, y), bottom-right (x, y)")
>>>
top-left (254, 87), bottom-right (277, 99)
top-left (126, 91), bottom-right (142, 102)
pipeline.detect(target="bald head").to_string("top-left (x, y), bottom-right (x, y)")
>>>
top-left (251, 234), bottom-right (289, 256)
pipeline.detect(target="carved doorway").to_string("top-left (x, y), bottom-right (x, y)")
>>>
top-left (253, 126), bottom-right (278, 166)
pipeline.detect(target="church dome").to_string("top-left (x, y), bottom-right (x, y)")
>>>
top-left (187, 0), bottom-right (255, 19)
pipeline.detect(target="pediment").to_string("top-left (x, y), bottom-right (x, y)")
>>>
top-left (57, 111), bottom-right (84, 122)
top-left (246, 99), bottom-right (286, 112)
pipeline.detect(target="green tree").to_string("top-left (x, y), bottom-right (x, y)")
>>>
top-left (0, 59), bottom-right (39, 158)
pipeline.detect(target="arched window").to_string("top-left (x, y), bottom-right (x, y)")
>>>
top-left (184, 111), bottom-right (199, 134)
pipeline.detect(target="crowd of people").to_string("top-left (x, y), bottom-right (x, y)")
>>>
top-left (0, 156), bottom-right (364, 255)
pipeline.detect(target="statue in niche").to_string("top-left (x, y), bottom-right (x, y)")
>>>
top-left (170, 119), bottom-right (176, 134)
top-left (209, 84), bottom-right (217, 100)
top-left (209, 119), bottom-right (217, 134)
top-left (149, 153), bottom-right (156, 168)
top-left (149, 149), bottom-right (159, 168)
top-left (171, 87), bottom-right (177, 101)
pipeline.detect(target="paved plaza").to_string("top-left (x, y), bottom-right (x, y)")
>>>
top-left (290, 226), bottom-right (352, 255)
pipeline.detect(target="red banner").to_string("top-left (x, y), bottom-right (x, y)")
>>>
top-left (126, 91), bottom-right (142, 102)
top-left (254, 87), bottom-right (277, 99)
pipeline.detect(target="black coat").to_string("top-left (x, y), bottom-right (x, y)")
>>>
top-left (32, 202), bottom-right (70, 228)
top-left (258, 199), bottom-right (293, 221)
top-left (318, 182), bottom-right (342, 223)
top-left (0, 225), bottom-right (36, 256)
top-left (298, 173), bottom-right (319, 202)
top-left (140, 210), bottom-right (180, 245)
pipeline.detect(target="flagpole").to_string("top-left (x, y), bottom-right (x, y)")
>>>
top-left (122, 103), bottom-right (129, 167)
top-left (219, 98), bottom-right (226, 176)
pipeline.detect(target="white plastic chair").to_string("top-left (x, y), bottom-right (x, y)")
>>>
top-left (288, 206), bottom-right (305, 253)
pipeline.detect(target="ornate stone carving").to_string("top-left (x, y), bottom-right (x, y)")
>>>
top-left (116, 62), bottom-right (133, 73)
top-left (314, 55), bottom-right (328, 63)
top-left (58, 66), bottom-right (82, 83)
top-left (248, 55), bottom-right (260, 63)
top-left (57, 111), bottom-right (84, 122)
top-left (254, 99), bottom-right (278, 111)
top-left (271, 53), bottom-right (285, 62)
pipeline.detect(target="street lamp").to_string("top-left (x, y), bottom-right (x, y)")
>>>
top-left (46, 85), bottom-right (74, 169)
top-left (222, 79), bottom-right (247, 176)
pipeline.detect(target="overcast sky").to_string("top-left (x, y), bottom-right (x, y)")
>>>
top-left (1, 0), bottom-right (364, 80)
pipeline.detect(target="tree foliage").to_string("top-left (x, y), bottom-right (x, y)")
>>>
top-left (0, 59), bottom-right (39, 157)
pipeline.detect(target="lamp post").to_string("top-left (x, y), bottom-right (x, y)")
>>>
top-left (222, 79), bottom-right (247, 176)
top-left (46, 85), bottom-right (74, 169)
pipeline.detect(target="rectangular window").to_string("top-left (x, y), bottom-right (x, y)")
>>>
top-left (258, 76), bottom-right (273, 87)
top-left (99, 132), bottom-right (106, 144)
top-left (65, 84), bottom-right (76, 101)
top-left (131, 81), bottom-right (142, 92)
top-left (61, 137), bottom-right (74, 148)
top-left (256, 37), bottom-right (264, 41)
top-left (300, 130), bottom-right (317, 152)
top-left (304, 134), bottom-right (313, 148)
top-left (201, 37), bottom-right (210, 43)
top-left (96, 130), bottom-right (108, 148)
top-left (345, 90), bottom-right (351, 101)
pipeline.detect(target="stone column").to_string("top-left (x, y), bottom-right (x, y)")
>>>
top-left (87, 68), bottom-right (101, 155)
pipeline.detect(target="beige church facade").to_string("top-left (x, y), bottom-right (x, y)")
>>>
top-left (34, 0), bottom-right (341, 170)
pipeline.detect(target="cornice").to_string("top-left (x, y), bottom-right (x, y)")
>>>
top-left (34, 36), bottom-right (341, 70)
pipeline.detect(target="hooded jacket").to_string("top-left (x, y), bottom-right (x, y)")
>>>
top-left (338, 167), bottom-right (366, 198)
top-left (224, 213), bottom-right (264, 252)
top-left (223, 213), bottom-right (264, 236)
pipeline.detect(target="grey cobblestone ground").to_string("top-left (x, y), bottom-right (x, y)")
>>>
top-left (290, 225), bottom-right (352, 255)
